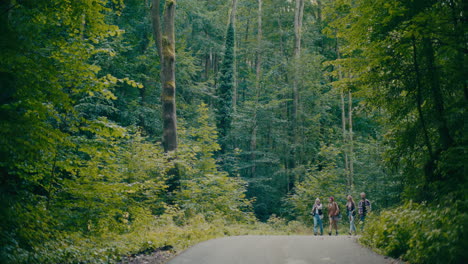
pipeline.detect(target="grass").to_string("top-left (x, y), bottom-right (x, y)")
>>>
top-left (27, 214), bottom-right (313, 264)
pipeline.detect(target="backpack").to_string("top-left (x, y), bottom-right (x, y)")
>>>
top-left (347, 202), bottom-right (356, 216)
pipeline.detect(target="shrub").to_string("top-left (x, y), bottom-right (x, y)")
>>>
top-left (360, 199), bottom-right (467, 264)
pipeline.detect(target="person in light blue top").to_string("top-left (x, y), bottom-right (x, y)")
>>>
top-left (311, 198), bottom-right (324, 236)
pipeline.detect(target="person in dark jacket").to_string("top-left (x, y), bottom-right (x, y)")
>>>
top-left (358, 192), bottom-right (372, 231)
top-left (311, 198), bottom-right (324, 235)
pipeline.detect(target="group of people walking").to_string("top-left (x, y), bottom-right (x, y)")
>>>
top-left (311, 192), bottom-right (371, 236)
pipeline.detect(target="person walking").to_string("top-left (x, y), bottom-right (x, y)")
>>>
top-left (346, 195), bottom-right (357, 235)
top-left (327, 196), bottom-right (340, 236)
top-left (311, 198), bottom-right (324, 236)
top-left (358, 192), bottom-right (372, 231)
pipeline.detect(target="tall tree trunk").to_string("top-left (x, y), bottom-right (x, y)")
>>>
top-left (316, 0), bottom-right (322, 26)
top-left (293, 0), bottom-right (304, 124)
top-left (336, 44), bottom-right (350, 187)
top-left (411, 36), bottom-right (434, 160)
top-left (230, 0), bottom-right (238, 111)
top-left (151, 0), bottom-right (163, 60)
top-left (277, 15), bottom-right (284, 57)
top-left (340, 88), bottom-right (349, 178)
top-left (448, 0), bottom-right (467, 101)
top-left (314, 0), bottom-right (324, 52)
top-left (151, 0), bottom-right (178, 152)
top-left (423, 38), bottom-right (453, 151)
top-left (412, 36), bottom-right (436, 182)
top-left (251, 0), bottom-right (263, 177)
top-left (348, 90), bottom-right (354, 187)
top-left (290, 0), bottom-right (305, 186)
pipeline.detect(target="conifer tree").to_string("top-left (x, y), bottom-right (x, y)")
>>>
top-left (216, 22), bottom-right (235, 152)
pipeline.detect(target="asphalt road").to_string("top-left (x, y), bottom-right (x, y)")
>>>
top-left (167, 235), bottom-right (394, 264)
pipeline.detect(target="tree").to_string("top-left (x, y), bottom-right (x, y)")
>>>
top-left (292, 0), bottom-right (305, 181)
top-left (250, 0), bottom-right (263, 177)
top-left (293, 0), bottom-right (305, 125)
top-left (151, 0), bottom-right (178, 152)
top-left (327, 0), bottom-right (466, 200)
top-left (230, 0), bottom-right (238, 109)
top-left (216, 20), bottom-right (236, 152)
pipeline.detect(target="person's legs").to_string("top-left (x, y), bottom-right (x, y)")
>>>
top-left (349, 216), bottom-right (352, 234)
top-left (318, 217), bottom-right (323, 235)
top-left (360, 215), bottom-right (366, 231)
top-left (328, 217), bottom-right (333, 235)
top-left (313, 215), bottom-right (318, 235)
top-left (350, 215), bottom-right (356, 234)
top-left (333, 218), bottom-right (338, 235)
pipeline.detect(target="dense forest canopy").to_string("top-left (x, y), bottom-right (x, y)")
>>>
top-left (0, 0), bottom-right (466, 263)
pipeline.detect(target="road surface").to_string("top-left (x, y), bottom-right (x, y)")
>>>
top-left (167, 235), bottom-right (395, 264)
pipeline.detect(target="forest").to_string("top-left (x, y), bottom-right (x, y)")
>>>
top-left (0, 0), bottom-right (466, 263)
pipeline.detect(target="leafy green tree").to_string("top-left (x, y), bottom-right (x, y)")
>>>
top-left (176, 103), bottom-right (253, 222)
top-left (327, 0), bottom-right (467, 201)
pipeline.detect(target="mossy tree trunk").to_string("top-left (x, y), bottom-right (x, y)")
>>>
top-left (151, 0), bottom-right (177, 152)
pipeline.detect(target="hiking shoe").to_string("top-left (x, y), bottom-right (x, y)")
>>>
top-left (328, 232), bottom-right (331, 236)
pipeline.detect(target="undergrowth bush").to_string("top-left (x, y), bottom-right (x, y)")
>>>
top-left (359, 199), bottom-right (467, 264)
top-left (4, 208), bottom-right (310, 264)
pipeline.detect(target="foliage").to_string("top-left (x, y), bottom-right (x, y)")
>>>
top-left (326, 1), bottom-right (467, 260)
top-left (175, 103), bottom-right (254, 222)
top-left (360, 199), bottom-right (468, 264)
top-left (325, 0), bottom-right (467, 201)
top-left (2, 208), bottom-right (310, 264)
top-left (286, 145), bottom-right (346, 222)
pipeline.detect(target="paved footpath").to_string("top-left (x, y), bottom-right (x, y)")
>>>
top-left (167, 235), bottom-right (396, 264)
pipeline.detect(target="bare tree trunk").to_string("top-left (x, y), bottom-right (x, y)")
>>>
top-left (411, 36), bottom-right (434, 160)
top-left (151, 0), bottom-right (178, 152)
top-left (230, 0), bottom-right (237, 26)
top-left (316, 0), bottom-right (322, 25)
top-left (290, 0), bottom-right (304, 181)
top-left (251, 0), bottom-right (263, 177)
top-left (255, 0), bottom-right (262, 95)
top-left (293, 0), bottom-right (304, 123)
top-left (151, 0), bottom-right (163, 60)
top-left (340, 88), bottom-right (349, 174)
top-left (315, 0), bottom-right (324, 52)
top-left (213, 53), bottom-right (218, 87)
top-left (336, 39), bottom-right (351, 189)
top-left (230, 0), bottom-right (238, 111)
top-left (424, 38), bottom-right (453, 151)
top-left (348, 90), bottom-right (354, 187)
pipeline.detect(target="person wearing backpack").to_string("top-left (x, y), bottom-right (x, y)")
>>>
top-left (311, 198), bottom-right (324, 236)
top-left (327, 196), bottom-right (340, 236)
top-left (346, 195), bottom-right (357, 235)
top-left (358, 192), bottom-right (372, 231)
